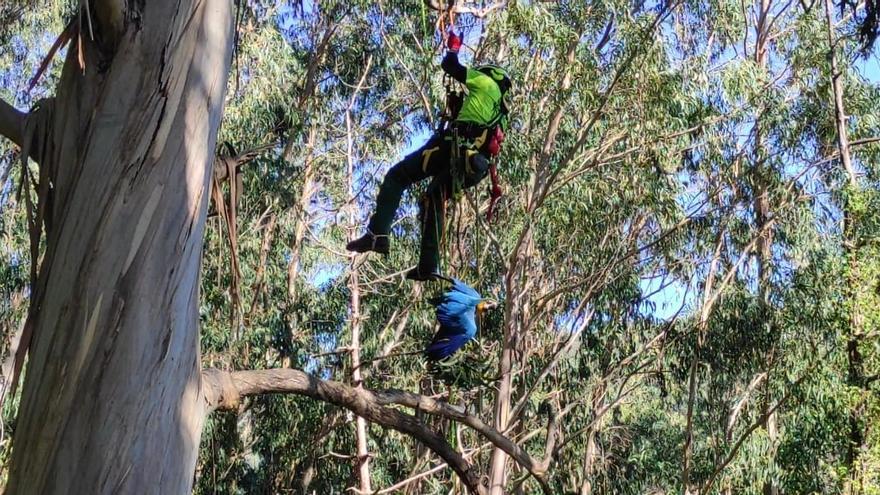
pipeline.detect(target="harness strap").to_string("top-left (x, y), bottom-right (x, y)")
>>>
top-left (421, 146), bottom-right (440, 173)
top-left (366, 228), bottom-right (389, 249)
top-left (464, 149), bottom-right (478, 175)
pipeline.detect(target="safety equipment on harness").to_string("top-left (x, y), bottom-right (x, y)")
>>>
top-left (486, 163), bottom-right (502, 221)
top-left (441, 84), bottom-right (463, 126)
top-left (447, 30), bottom-right (462, 53)
top-left (486, 127), bottom-right (504, 156)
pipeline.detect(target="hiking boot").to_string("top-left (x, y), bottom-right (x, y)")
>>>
top-left (405, 265), bottom-right (442, 282)
top-left (346, 231), bottom-right (390, 254)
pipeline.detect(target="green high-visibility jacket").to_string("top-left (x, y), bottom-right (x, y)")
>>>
top-left (441, 52), bottom-right (508, 131)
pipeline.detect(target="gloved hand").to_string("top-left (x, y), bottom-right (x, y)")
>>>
top-left (447, 30), bottom-right (462, 53)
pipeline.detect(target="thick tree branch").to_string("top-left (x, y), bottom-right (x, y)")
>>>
top-left (203, 368), bottom-right (487, 495)
top-left (204, 367), bottom-right (558, 493)
top-left (0, 98), bottom-right (24, 147)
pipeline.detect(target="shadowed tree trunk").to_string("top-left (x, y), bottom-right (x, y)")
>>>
top-left (3, 1), bottom-right (234, 493)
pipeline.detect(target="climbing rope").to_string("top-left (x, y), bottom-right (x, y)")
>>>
top-left (437, 0), bottom-right (457, 51)
top-left (427, 0), bottom-right (492, 282)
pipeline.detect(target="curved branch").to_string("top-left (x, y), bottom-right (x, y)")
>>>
top-left (369, 388), bottom-right (554, 493)
top-left (202, 368), bottom-right (487, 495)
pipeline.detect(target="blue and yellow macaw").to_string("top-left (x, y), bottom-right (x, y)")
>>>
top-left (425, 278), bottom-right (498, 361)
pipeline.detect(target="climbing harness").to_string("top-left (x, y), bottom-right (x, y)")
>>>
top-left (421, 0), bottom-right (507, 278)
top-left (439, 68), bottom-right (464, 131)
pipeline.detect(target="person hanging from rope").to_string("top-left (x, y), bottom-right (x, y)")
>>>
top-left (346, 29), bottom-right (511, 281)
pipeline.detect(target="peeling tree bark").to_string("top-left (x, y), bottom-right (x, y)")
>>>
top-left (4, 1), bottom-right (234, 493)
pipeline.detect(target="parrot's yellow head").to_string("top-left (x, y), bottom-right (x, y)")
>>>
top-left (476, 299), bottom-right (499, 316)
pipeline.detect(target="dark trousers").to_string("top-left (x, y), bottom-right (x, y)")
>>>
top-left (367, 131), bottom-right (489, 270)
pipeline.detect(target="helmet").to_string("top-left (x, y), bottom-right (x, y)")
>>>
top-left (475, 64), bottom-right (512, 93)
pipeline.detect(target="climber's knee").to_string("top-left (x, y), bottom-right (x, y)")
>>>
top-left (463, 152), bottom-right (490, 188)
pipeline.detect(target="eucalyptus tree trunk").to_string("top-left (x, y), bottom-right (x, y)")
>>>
top-left (345, 57), bottom-right (373, 493)
top-left (4, 1), bottom-right (233, 493)
top-left (489, 232), bottom-right (534, 494)
top-left (751, 2), bottom-right (779, 493)
top-left (824, 1), bottom-right (865, 493)
top-left (285, 124), bottom-right (318, 303)
top-left (579, 382), bottom-right (606, 495)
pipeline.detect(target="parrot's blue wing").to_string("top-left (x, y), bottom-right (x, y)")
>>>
top-left (425, 327), bottom-right (475, 361)
top-left (426, 279), bottom-right (482, 361)
top-left (433, 282), bottom-right (480, 331)
top-left (435, 298), bottom-right (474, 328)
top-left (451, 278), bottom-right (481, 299)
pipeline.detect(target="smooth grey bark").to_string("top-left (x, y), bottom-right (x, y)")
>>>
top-left (5, 1), bottom-right (233, 493)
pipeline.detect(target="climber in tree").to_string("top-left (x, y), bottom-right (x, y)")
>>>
top-left (346, 30), bottom-right (511, 281)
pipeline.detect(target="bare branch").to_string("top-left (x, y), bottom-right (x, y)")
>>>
top-left (726, 372), bottom-right (768, 440)
top-left (202, 367), bottom-right (563, 493)
top-left (369, 389), bottom-right (553, 492)
top-left (203, 368), bottom-right (487, 495)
